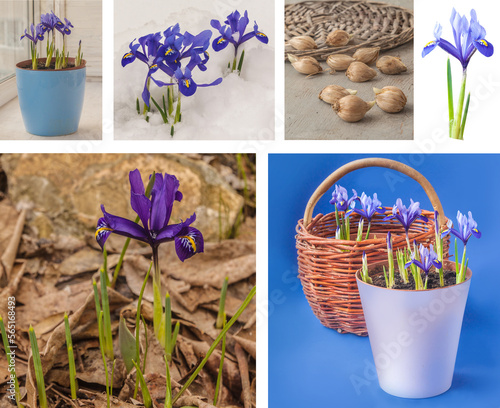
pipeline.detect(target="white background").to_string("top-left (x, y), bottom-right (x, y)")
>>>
top-left (2, 1), bottom-right (500, 407)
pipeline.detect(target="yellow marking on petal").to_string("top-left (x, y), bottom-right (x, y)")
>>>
top-left (205, 51), bottom-right (210, 58)
top-left (217, 38), bottom-right (226, 44)
top-left (95, 227), bottom-right (113, 239)
top-left (150, 64), bottom-right (158, 70)
top-left (184, 79), bottom-right (190, 88)
top-left (257, 32), bottom-right (267, 38)
top-left (479, 39), bottom-right (488, 46)
top-left (181, 235), bottom-right (196, 252)
top-left (425, 40), bottom-right (436, 47)
top-left (124, 53), bottom-right (133, 59)
top-left (165, 48), bottom-right (173, 56)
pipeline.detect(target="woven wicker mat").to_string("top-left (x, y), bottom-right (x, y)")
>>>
top-left (285, 1), bottom-right (413, 61)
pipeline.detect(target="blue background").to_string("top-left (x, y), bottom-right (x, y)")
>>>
top-left (268, 154), bottom-right (500, 408)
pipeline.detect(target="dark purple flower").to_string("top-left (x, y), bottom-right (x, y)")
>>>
top-left (211, 10), bottom-right (268, 55)
top-left (55, 17), bottom-right (73, 36)
top-left (441, 210), bottom-right (481, 245)
top-left (329, 185), bottom-right (357, 212)
top-left (405, 244), bottom-right (442, 275)
top-left (348, 192), bottom-right (385, 223)
top-left (384, 198), bottom-right (428, 233)
top-left (96, 169), bottom-right (203, 262)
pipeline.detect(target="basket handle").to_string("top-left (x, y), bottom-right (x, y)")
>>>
top-left (303, 158), bottom-right (446, 227)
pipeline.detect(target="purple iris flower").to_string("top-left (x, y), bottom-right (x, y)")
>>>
top-left (405, 244), bottom-right (442, 276)
top-left (384, 198), bottom-right (428, 233)
top-left (211, 10), bottom-right (269, 55)
top-left (122, 28), bottom-right (222, 105)
top-left (20, 24), bottom-right (44, 44)
top-left (40, 11), bottom-right (59, 33)
top-left (96, 169), bottom-right (204, 262)
top-left (348, 192), bottom-right (385, 223)
top-left (55, 17), bottom-right (73, 36)
top-left (441, 210), bottom-right (481, 245)
top-left (423, 9), bottom-right (493, 70)
top-left (329, 185), bottom-right (357, 212)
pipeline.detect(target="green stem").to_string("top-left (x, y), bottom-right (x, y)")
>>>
top-left (447, 58), bottom-right (454, 138)
top-left (64, 314), bottom-right (78, 399)
top-left (29, 326), bottom-right (48, 408)
top-left (152, 246), bottom-right (164, 344)
top-left (459, 93), bottom-right (471, 140)
top-left (100, 269), bottom-right (114, 360)
top-left (134, 261), bottom-right (152, 399)
top-left (458, 245), bottom-right (467, 283)
top-left (364, 222), bottom-right (371, 240)
top-left (165, 293), bottom-right (172, 361)
top-left (98, 311), bottom-right (111, 408)
top-left (451, 71), bottom-right (467, 139)
top-left (213, 316), bottom-right (226, 406)
top-left (164, 356), bottom-right (172, 408)
top-left (172, 286), bottom-right (256, 404)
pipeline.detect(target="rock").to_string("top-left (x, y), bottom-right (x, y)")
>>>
top-left (1, 154), bottom-right (244, 242)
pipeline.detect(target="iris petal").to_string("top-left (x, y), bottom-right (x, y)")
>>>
top-left (175, 226), bottom-right (204, 262)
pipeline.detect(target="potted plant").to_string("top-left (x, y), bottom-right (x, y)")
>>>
top-left (356, 205), bottom-right (481, 398)
top-left (16, 11), bottom-right (85, 136)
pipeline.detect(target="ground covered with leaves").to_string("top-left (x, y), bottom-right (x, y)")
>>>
top-left (0, 154), bottom-right (256, 408)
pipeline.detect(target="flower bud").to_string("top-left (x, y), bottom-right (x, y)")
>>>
top-left (288, 54), bottom-right (323, 76)
top-left (319, 85), bottom-right (357, 104)
top-left (376, 55), bottom-right (407, 75)
top-left (333, 95), bottom-right (375, 122)
top-left (326, 54), bottom-right (355, 71)
top-left (289, 35), bottom-right (317, 50)
top-left (353, 47), bottom-right (380, 65)
top-left (345, 61), bottom-right (377, 82)
top-left (373, 86), bottom-right (407, 113)
top-left (326, 29), bottom-right (351, 46)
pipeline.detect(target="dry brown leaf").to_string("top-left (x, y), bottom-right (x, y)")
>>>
top-left (168, 254), bottom-right (255, 289)
top-left (0, 202), bottom-right (25, 285)
top-left (0, 262), bottom-right (26, 321)
top-left (174, 395), bottom-right (217, 408)
top-left (177, 286), bottom-right (221, 313)
top-left (201, 295), bottom-right (256, 326)
top-left (77, 348), bottom-right (127, 388)
top-left (58, 247), bottom-right (120, 276)
top-left (233, 337), bottom-right (256, 360)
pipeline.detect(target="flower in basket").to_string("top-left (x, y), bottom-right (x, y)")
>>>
top-left (211, 10), bottom-right (269, 73)
top-left (442, 210), bottom-right (481, 283)
top-left (422, 9), bottom-right (494, 139)
top-left (122, 25), bottom-right (222, 135)
top-left (20, 11), bottom-right (83, 70)
top-left (329, 185), bottom-right (357, 240)
top-left (347, 192), bottom-right (385, 240)
top-left (384, 198), bottom-right (428, 248)
top-left (96, 169), bottom-right (204, 339)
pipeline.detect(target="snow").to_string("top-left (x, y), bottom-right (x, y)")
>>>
top-left (114, 1), bottom-right (275, 140)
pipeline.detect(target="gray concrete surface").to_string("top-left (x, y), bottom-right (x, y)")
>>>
top-left (285, 0), bottom-right (413, 140)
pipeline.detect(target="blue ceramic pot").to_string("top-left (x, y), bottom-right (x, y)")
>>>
top-left (16, 58), bottom-right (86, 136)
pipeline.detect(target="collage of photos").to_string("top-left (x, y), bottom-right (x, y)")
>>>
top-left (0, 0), bottom-right (499, 408)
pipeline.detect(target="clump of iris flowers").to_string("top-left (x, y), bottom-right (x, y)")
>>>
top-left (422, 8), bottom-right (494, 140)
top-left (96, 169), bottom-right (204, 343)
top-left (211, 10), bottom-right (269, 74)
top-left (20, 10), bottom-right (82, 70)
top-left (122, 24), bottom-right (222, 135)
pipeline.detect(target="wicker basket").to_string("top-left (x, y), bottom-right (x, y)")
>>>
top-left (285, 0), bottom-right (414, 60)
top-left (295, 158), bottom-right (451, 336)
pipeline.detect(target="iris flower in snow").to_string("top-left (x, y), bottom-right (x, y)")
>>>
top-left (211, 10), bottom-right (268, 54)
top-left (96, 169), bottom-right (204, 339)
top-left (329, 185), bottom-right (357, 212)
top-left (423, 9), bottom-right (493, 70)
top-left (441, 210), bottom-right (481, 245)
top-left (122, 27), bottom-right (222, 106)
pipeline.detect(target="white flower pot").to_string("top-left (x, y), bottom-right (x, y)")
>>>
top-left (356, 261), bottom-right (471, 398)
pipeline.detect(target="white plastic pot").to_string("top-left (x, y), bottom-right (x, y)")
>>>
top-left (356, 261), bottom-right (471, 399)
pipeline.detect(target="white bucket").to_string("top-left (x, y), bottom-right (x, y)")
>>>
top-left (356, 261), bottom-right (471, 398)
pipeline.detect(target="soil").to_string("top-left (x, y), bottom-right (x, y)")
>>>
top-left (370, 265), bottom-right (459, 290)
